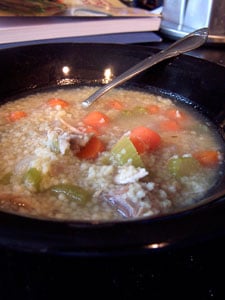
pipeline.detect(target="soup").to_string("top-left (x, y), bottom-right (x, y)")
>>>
top-left (0, 86), bottom-right (223, 221)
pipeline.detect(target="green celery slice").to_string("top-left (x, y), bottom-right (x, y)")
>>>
top-left (50, 137), bottom-right (60, 153)
top-left (23, 168), bottom-right (42, 192)
top-left (132, 106), bottom-right (148, 114)
top-left (50, 184), bottom-right (91, 205)
top-left (111, 136), bottom-right (144, 168)
top-left (168, 156), bottom-right (200, 178)
top-left (121, 106), bottom-right (147, 117)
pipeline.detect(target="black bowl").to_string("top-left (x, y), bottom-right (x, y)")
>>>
top-left (0, 42), bottom-right (225, 257)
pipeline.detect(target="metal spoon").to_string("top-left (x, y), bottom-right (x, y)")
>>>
top-left (82, 27), bottom-right (208, 108)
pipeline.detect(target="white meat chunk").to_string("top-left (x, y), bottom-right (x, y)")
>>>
top-left (47, 129), bottom-right (70, 155)
top-left (114, 165), bottom-right (148, 184)
top-left (100, 184), bottom-right (152, 218)
top-left (46, 127), bottom-right (91, 155)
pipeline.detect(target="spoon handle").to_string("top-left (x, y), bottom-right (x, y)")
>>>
top-left (82, 27), bottom-right (208, 108)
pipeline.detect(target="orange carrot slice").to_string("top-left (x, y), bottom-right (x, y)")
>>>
top-left (76, 136), bottom-right (105, 160)
top-left (8, 111), bottom-right (27, 122)
top-left (193, 150), bottom-right (220, 167)
top-left (165, 109), bottom-right (187, 121)
top-left (47, 98), bottom-right (69, 107)
top-left (146, 104), bottom-right (160, 114)
top-left (130, 126), bottom-right (161, 154)
top-left (83, 111), bottom-right (109, 129)
top-left (107, 100), bottom-right (124, 110)
top-left (160, 120), bottom-right (181, 131)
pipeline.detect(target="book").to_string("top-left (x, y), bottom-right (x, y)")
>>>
top-left (0, 15), bottom-right (161, 45)
top-left (0, 0), bottom-right (161, 17)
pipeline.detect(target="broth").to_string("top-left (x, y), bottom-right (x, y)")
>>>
top-left (0, 86), bottom-right (223, 221)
